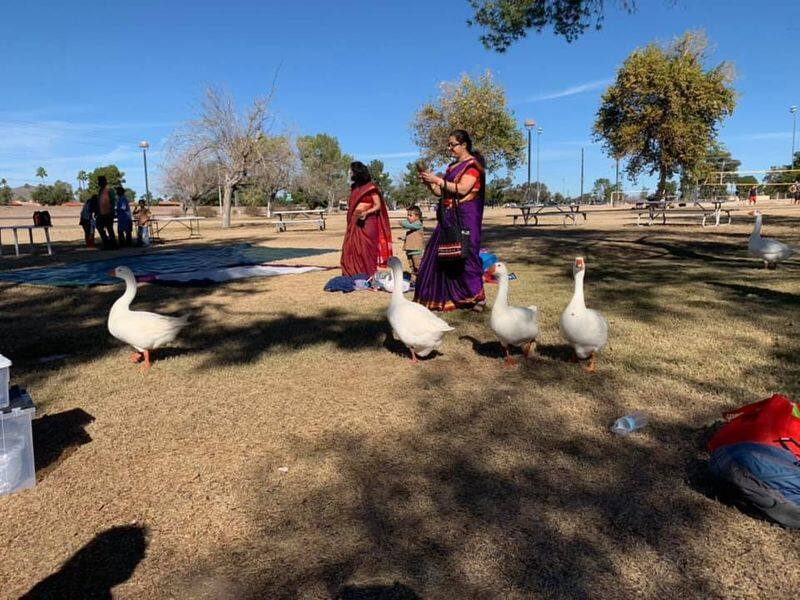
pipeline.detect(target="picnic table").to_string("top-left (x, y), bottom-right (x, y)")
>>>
top-left (510, 203), bottom-right (587, 227)
top-left (0, 225), bottom-right (53, 257)
top-left (272, 210), bottom-right (326, 232)
top-left (634, 200), bottom-right (734, 227)
top-left (149, 216), bottom-right (205, 240)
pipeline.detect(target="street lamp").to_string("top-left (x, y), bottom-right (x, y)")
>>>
top-left (536, 127), bottom-right (542, 203)
top-left (139, 140), bottom-right (150, 203)
top-left (791, 106), bottom-right (797, 166)
top-left (524, 119), bottom-right (536, 204)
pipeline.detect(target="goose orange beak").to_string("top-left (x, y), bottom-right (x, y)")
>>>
top-left (487, 264), bottom-right (497, 275)
top-left (106, 269), bottom-right (115, 277)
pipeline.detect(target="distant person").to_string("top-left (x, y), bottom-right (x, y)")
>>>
top-left (791, 181), bottom-right (800, 205)
top-left (79, 194), bottom-right (96, 248)
top-left (133, 200), bottom-right (151, 246)
top-left (340, 161), bottom-right (393, 277)
top-left (95, 175), bottom-right (117, 249)
top-left (115, 186), bottom-right (133, 247)
top-left (399, 205), bottom-right (425, 283)
top-left (748, 186), bottom-right (757, 206)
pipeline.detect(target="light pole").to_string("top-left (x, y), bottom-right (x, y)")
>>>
top-left (536, 127), bottom-right (542, 203)
top-left (139, 141), bottom-right (150, 203)
top-left (524, 119), bottom-right (535, 203)
top-left (579, 147), bottom-right (585, 202)
top-left (791, 106), bottom-right (797, 166)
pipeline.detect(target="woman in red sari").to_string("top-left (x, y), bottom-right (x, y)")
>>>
top-left (341, 161), bottom-right (393, 276)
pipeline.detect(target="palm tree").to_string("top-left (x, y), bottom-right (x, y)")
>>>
top-left (36, 167), bottom-right (47, 183)
top-left (77, 170), bottom-right (88, 191)
top-left (0, 178), bottom-right (7, 187)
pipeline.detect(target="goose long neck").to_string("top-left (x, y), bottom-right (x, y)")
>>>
top-left (496, 274), bottom-right (509, 307)
top-left (391, 264), bottom-right (404, 301)
top-left (112, 274), bottom-right (137, 312)
top-left (752, 216), bottom-right (762, 238)
top-left (570, 270), bottom-right (586, 310)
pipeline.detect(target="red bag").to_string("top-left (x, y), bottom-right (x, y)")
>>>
top-left (708, 394), bottom-right (800, 459)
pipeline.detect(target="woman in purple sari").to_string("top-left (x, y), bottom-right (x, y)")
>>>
top-left (416, 130), bottom-right (486, 312)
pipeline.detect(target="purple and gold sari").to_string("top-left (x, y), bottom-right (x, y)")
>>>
top-left (414, 159), bottom-right (485, 311)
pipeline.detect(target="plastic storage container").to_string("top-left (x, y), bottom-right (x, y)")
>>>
top-left (0, 388), bottom-right (36, 496)
top-left (0, 354), bottom-right (10, 409)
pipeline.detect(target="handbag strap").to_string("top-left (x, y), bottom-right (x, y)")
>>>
top-left (438, 167), bottom-right (464, 230)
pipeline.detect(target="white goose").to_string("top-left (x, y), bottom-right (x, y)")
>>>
top-left (386, 257), bottom-right (454, 363)
top-left (748, 210), bottom-right (793, 269)
top-left (488, 261), bottom-right (539, 365)
top-left (560, 257), bottom-right (608, 373)
top-left (107, 266), bottom-right (188, 370)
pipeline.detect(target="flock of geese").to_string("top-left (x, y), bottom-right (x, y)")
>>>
top-left (105, 211), bottom-right (793, 371)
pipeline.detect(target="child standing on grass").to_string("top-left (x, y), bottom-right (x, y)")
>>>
top-left (400, 205), bottom-right (425, 282)
top-left (133, 200), bottom-right (152, 246)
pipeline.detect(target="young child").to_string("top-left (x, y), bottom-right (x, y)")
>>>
top-left (133, 200), bottom-right (151, 246)
top-left (400, 205), bottom-right (425, 281)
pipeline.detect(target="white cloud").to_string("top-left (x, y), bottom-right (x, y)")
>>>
top-left (525, 78), bottom-right (612, 102)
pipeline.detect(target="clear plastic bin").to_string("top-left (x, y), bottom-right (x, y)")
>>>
top-left (0, 354), bottom-right (10, 409)
top-left (0, 390), bottom-right (36, 497)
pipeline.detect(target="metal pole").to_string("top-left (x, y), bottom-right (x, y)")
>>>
top-left (580, 148), bottom-right (584, 202)
top-left (536, 128), bottom-right (542, 203)
top-left (142, 147), bottom-right (150, 202)
top-left (526, 127), bottom-right (532, 201)
top-left (615, 157), bottom-right (620, 205)
top-left (791, 106), bottom-right (797, 166)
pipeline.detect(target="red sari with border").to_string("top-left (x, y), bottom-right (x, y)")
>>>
top-left (340, 183), bottom-right (393, 277)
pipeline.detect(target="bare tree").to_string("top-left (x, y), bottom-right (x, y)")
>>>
top-left (161, 150), bottom-right (218, 216)
top-left (179, 85), bottom-right (276, 227)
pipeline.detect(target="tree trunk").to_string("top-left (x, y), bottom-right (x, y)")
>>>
top-left (657, 166), bottom-right (668, 199)
top-left (222, 184), bottom-right (233, 228)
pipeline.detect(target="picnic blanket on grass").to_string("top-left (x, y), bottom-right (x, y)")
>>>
top-left (0, 244), bottom-right (334, 286)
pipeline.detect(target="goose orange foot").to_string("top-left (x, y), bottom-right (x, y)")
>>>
top-left (582, 353), bottom-right (597, 374)
top-left (522, 341), bottom-right (534, 360)
top-left (503, 347), bottom-right (517, 367)
top-left (140, 349), bottom-right (152, 372)
top-left (130, 352), bottom-right (143, 363)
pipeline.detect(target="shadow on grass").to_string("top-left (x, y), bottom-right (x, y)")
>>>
top-left (21, 525), bottom-right (146, 600)
top-left (33, 408), bottom-right (95, 479)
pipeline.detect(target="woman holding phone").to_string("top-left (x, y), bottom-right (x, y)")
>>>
top-left (415, 129), bottom-right (486, 312)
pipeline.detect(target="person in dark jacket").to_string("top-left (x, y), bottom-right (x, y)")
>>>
top-left (115, 186), bottom-right (133, 247)
top-left (95, 175), bottom-right (117, 249)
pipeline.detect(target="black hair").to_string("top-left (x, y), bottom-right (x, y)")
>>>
top-left (97, 175), bottom-right (108, 189)
top-left (449, 129), bottom-right (485, 168)
top-left (350, 161), bottom-right (372, 188)
top-left (407, 205), bottom-right (422, 219)
top-left (115, 186), bottom-right (126, 196)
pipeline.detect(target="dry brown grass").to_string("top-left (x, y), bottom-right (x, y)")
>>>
top-left (2, 203), bottom-right (800, 599)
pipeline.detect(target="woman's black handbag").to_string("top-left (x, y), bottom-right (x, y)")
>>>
top-left (436, 178), bottom-right (470, 262)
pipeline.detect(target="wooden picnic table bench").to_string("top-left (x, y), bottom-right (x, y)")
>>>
top-left (149, 216), bottom-right (206, 239)
top-left (0, 225), bottom-right (53, 257)
top-left (634, 200), bottom-right (734, 227)
top-left (510, 203), bottom-right (587, 227)
top-left (272, 210), bottom-right (326, 232)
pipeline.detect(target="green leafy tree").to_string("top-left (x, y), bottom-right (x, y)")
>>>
top-left (295, 133), bottom-right (352, 211)
top-left (591, 177), bottom-right (614, 202)
top-left (679, 143), bottom-right (741, 199)
top-left (31, 180), bottom-right (74, 205)
top-left (469, 0), bottom-right (645, 51)
top-left (503, 181), bottom-right (551, 204)
top-left (393, 162), bottom-right (435, 209)
top-left (35, 167), bottom-right (47, 183)
top-left (762, 152), bottom-right (800, 198)
top-left (367, 159), bottom-right (394, 208)
top-left (411, 70), bottom-right (525, 173)
top-left (552, 191), bottom-right (566, 204)
top-left (78, 165), bottom-right (126, 201)
top-left (593, 31), bottom-right (736, 198)
top-left (485, 175), bottom-right (512, 207)
top-left (0, 178), bottom-right (11, 205)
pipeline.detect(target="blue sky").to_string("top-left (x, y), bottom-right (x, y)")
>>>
top-left (1, 0), bottom-right (798, 197)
